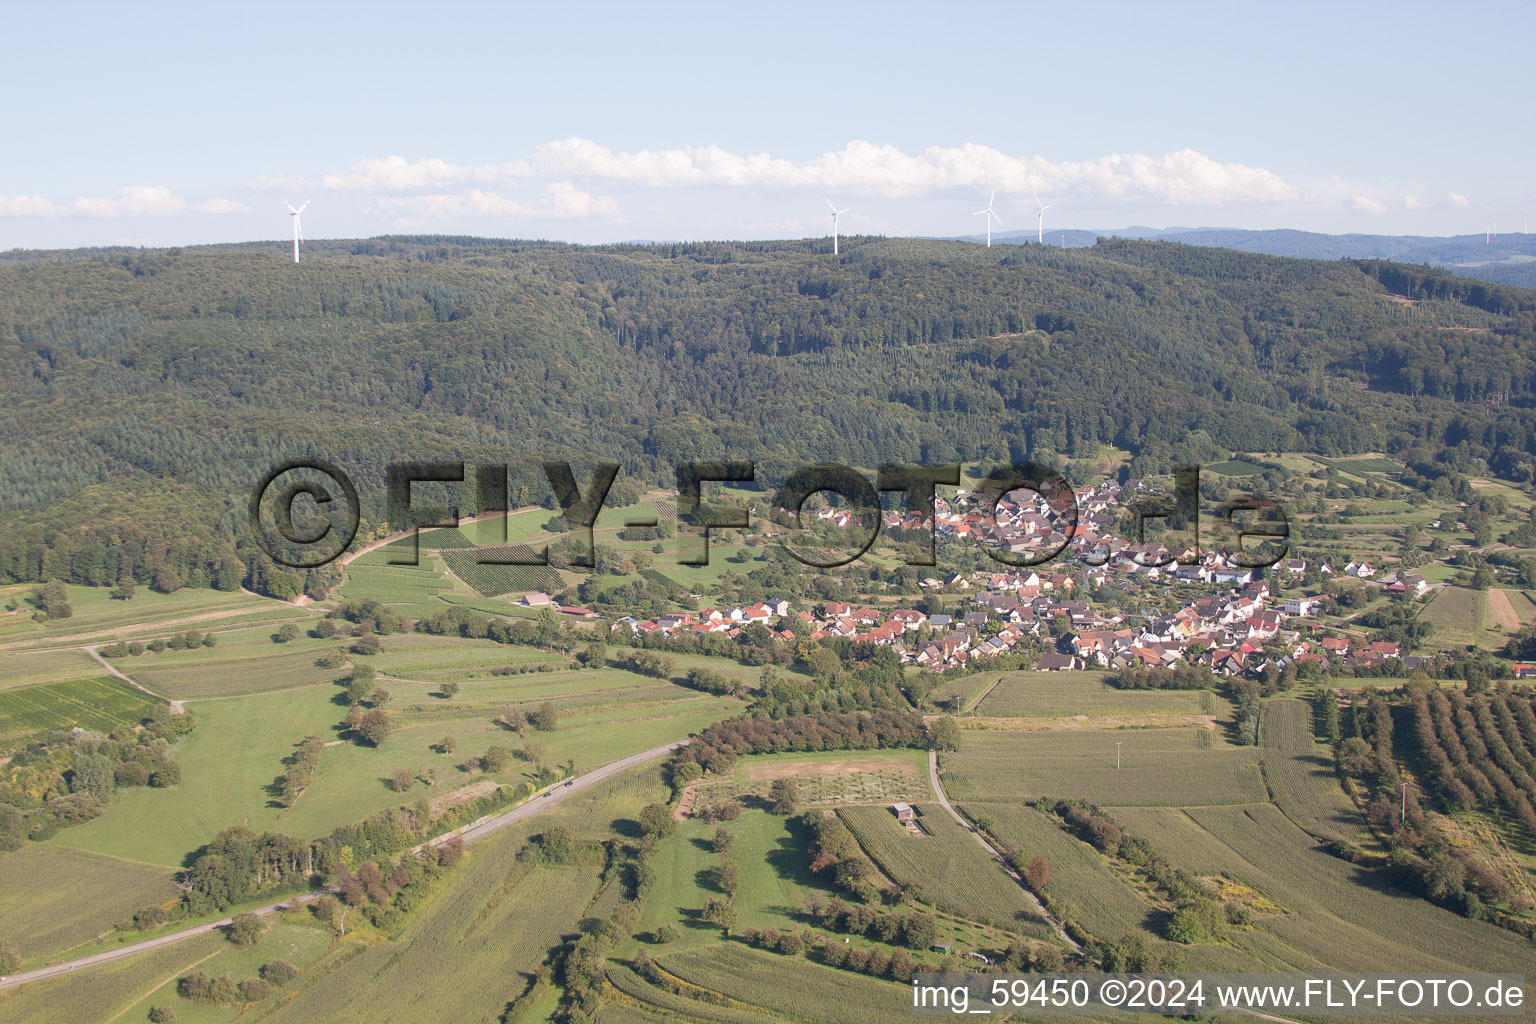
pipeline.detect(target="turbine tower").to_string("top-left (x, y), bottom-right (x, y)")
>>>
top-left (1034, 194), bottom-right (1052, 244)
top-left (284, 199), bottom-right (311, 263)
top-left (972, 191), bottom-right (1003, 247)
top-left (826, 198), bottom-right (851, 255)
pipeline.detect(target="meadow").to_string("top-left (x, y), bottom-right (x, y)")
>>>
top-left (838, 803), bottom-right (1057, 937)
top-left (1419, 585), bottom-right (1492, 649)
top-left (940, 728), bottom-right (1267, 807)
top-left (656, 944), bottom-right (906, 1024)
top-left (0, 585), bottom-right (302, 651)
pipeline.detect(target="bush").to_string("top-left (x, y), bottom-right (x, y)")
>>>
top-left (260, 959), bottom-right (298, 984)
top-left (227, 912), bottom-right (265, 946)
top-left (237, 977), bottom-right (271, 1002)
top-left (148, 1006), bottom-right (176, 1022)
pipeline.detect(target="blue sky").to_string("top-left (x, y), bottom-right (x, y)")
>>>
top-left (4, 1), bottom-right (1533, 248)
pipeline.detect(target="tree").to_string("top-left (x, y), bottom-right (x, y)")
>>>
top-left (312, 619), bottom-right (337, 639)
top-left (438, 736), bottom-right (457, 754)
top-left (150, 761), bottom-right (182, 787)
top-left (528, 702), bottom-right (559, 731)
top-left (111, 576), bottom-right (137, 601)
top-left (0, 803), bottom-right (24, 852)
top-left (355, 710), bottom-right (391, 747)
top-left (711, 826), bottom-right (734, 854)
top-left (439, 682), bottom-right (460, 700)
top-left (1024, 855), bottom-right (1050, 891)
top-left (148, 1006), bottom-right (176, 1022)
top-left (638, 803), bottom-right (676, 839)
top-left (390, 769), bottom-right (414, 793)
top-left (539, 826), bottom-right (574, 864)
top-left (930, 716), bottom-right (962, 751)
top-left (261, 959), bottom-right (298, 984)
top-left (902, 912), bottom-right (938, 950)
top-left (718, 859), bottom-right (740, 895)
top-left (702, 896), bottom-right (736, 933)
top-left (769, 778), bottom-right (800, 816)
top-left (227, 911), bottom-right (265, 946)
top-left (274, 623), bottom-right (301, 644)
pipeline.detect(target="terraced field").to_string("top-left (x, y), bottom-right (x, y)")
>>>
top-left (658, 944), bottom-right (906, 1024)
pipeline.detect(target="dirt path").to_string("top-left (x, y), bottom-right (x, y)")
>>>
top-left (927, 745), bottom-right (1080, 952)
top-left (84, 646), bottom-right (177, 709)
top-left (962, 675), bottom-right (1005, 714)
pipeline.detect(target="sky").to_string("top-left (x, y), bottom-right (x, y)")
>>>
top-left (4, 0), bottom-right (1534, 250)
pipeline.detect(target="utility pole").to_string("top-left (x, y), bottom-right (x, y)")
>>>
top-left (1115, 741), bottom-right (1122, 770)
top-left (1400, 781), bottom-right (1411, 824)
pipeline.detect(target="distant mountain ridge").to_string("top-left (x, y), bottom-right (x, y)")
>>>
top-left (944, 226), bottom-right (1536, 288)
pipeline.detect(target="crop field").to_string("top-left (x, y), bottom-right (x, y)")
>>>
top-left (0, 647), bottom-right (99, 691)
top-left (1205, 459), bottom-right (1268, 476)
top-left (1258, 699), bottom-right (1368, 845)
top-left (941, 728), bottom-right (1266, 807)
top-left (335, 554), bottom-right (461, 617)
top-left (604, 963), bottom-right (775, 1024)
top-left (1419, 585), bottom-right (1491, 648)
top-left (0, 844), bottom-right (180, 961)
top-left (975, 670), bottom-right (1214, 718)
top-left (0, 675), bottom-right (163, 749)
top-left (658, 943), bottom-right (906, 1024)
top-left (959, 800), bottom-right (1151, 943)
top-left (838, 804), bottom-right (1056, 937)
top-left (369, 633), bottom-right (567, 681)
top-left (0, 931), bottom-right (228, 1024)
top-left (1486, 588), bottom-right (1534, 633)
top-left (0, 586), bottom-right (306, 652)
top-left (1109, 803), bottom-right (1536, 979)
top-left (125, 625), bottom-right (337, 699)
top-left (439, 546), bottom-right (565, 596)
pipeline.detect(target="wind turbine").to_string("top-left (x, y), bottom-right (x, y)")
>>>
top-left (972, 191), bottom-right (1003, 247)
top-left (283, 199), bottom-right (311, 263)
top-left (1034, 194), bottom-right (1052, 244)
top-left (826, 198), bottom-right (851, 255)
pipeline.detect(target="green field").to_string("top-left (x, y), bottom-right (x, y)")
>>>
top-left (959, 800), bottom-right (1152, 943)
top-left (1259, 698), bottom-right (1368, 845)
top-left (975, 670), bottom-right (1214, 719)
top-left (838, 803), bottom-right (1056, 937)
top-left (1419, 585), bottom-right (1491, 649)
top-left (0, 675), bottom-right (163, 749)
top-left (1110, 803), bottom-right (1536, 978)
top-left (0, 844), bottom-right (180, 962)
top-left (657, 943), bottom-right (907, 1024)
top-left (0, 647), bottom-right (100, 691)
top-left (125, 624), bottom-right (338, 699)
top-left (941, 728), bottom-right (1266, 807)
top-left (0, 585), bottom-right (301, 650)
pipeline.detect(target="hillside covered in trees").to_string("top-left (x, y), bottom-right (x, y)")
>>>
top-left (2, 235), bottom-right (1535, 594)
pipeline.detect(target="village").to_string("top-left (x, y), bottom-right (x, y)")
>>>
top-left (579, 478), bottom-right (1434, 681)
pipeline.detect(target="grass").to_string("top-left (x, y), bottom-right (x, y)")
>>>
top-left (0, 585), bottom-right (299, 651)
top-left (687, 749), bottom-right (930, 811)
top-left (941, 728), bottom-right (1267, 807)
top-left (0, 844), bottom-right (180, 963)
top-left (0, 648), bottom-right (101, 691)
top-left (125, 625), bottom-right (340, 699)
top-left (975, 669), bottom-right (1216, 718)
top-left (838, 804), bottom-right (1056, 938)
top-left (0, 675), bottom-right (163, 750)
top-left (1258, 698), bottom-right (1368, 845)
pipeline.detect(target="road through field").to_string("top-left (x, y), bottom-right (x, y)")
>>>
top-left (927, 746), bottom-right (1079, 951)
top-left (0, 739), bottom-right (688, 992)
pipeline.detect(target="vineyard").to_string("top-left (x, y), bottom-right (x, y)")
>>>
top-left (657, 944), bottom-right (904, 1024)
top-left (439, 546), bottom-right (565, 596)
top-left (1258, 698), bottom-right (1367, 844)
top-left (0, 675), bottom-right (162, 749)
top-left (837, 803), bottom-right (1056, 937)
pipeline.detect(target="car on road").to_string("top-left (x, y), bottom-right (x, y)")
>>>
top-left (564, 779), bottom-right (573, 787)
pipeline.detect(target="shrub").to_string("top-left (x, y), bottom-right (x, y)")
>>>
top-left (260, 959), bottom-right (298, 984)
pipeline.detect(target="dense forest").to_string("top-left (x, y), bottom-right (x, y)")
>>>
top-left (2, 235), bottom-right (1535, 594)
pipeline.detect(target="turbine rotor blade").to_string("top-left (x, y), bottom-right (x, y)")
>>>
top-left (826, 197), bottom-right (838, 213)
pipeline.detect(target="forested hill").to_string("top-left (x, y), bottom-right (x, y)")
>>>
top-left (1, 234), bottom-right (1534, 594)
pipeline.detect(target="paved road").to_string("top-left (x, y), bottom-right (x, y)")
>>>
top-left (0, 739), bottom-right (687, 992)
top-left (927, 746), bottom-right (1081, 952)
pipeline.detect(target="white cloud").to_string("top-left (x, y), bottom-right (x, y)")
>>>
top-left (1344, 195), bottom-right (1387, 214)
top-left (525, 138), bottom-right (1299, 206)
top-left (1404, 194), bottom-right (1430, 210)
top-left (0, 194), bottom-right (66, 216)
top-left (198, 197), bottom-right (249, 214)
top-left (319, 155), bottom-right (533, 192)
top-left (374, 182), bottom-right (620, 225)
top-left (1449, 192), bottom-right (1471, 207)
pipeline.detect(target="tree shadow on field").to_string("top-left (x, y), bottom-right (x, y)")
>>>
top-left (678, 907), bottom-right (718, 932)
top-left (689, 837), bottom-right (717, 853)
top-left (695, 866), bottom-right (726, 894)
top-left (262, 775), bottom-right (289, 808)
top-left (610, 817), bottom-right (643, 839)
